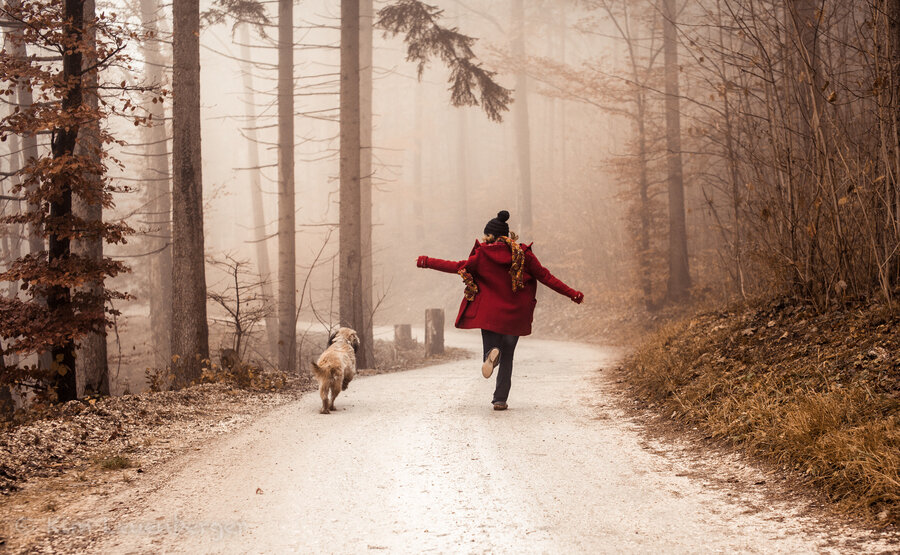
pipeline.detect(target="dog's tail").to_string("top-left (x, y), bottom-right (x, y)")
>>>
top-left (310, 361), bottom-right (326, 379)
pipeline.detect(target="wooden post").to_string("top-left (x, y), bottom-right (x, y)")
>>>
top-left (394, 324), bottom-right (413, 349)
top-left (424, 309), bottom-right (444, 357)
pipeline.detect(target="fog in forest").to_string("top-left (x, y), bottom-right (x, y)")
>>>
top-left (4, 0), bottom-right (897, 398)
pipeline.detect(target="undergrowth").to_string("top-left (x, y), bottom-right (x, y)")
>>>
top-left (621, 297), bottom-right (900, 526)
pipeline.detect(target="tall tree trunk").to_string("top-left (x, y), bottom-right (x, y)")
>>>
top-left (0, 137), bottom-right (22, 303)
top-left (787, 0), bottom-right (820, 295)
top-left (4, 0), bottom-right (41, 259)
top-left (6, 0), bottom-right (50, 372)
top-left (887, 0), bottom-right (900, 292)
top-left (0, 135), bottom-right (23, 386)
top-left (138, 0), bottom-right (173, 371)
top-left (340, 0), bottom-right (366, 354)
top-left (239, 23), bottom-right (279, 361)
top-left (454, 6), bottom-right (470, 236)
top-left (790, 0), bottom-right (820, 129)
top-left (511, 0), bottom-right (532, 236)
top-left (277, 0), bottom-right (297, 372)
top-left (554, 4), bottom-right (567, 186)
top-left (456, 109), bottom-right (470, 236)
top-left (662, 0), bottom-right (690, 301)
top-left (171, 0), bottom-right (209, 384)
top-left (0, 127), bottom-right (16, 404)
top-left (412, 86), bottom-right (425, 248)
top-left (716, 0), bottom-right (745, 298)
top-left (636, 96), bottom-right (653, 310)
top-left (48, 0), bottom-right (85, 402)
top-left (73, 0), bottom-right (109, 397)
top-left (0, 21), bottom-right (23, 293)
top-left (358, 0), bottom-right (375, 369)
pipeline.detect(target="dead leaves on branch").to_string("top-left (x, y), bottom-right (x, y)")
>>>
top-left (0, 1), bottom-right (156, 399)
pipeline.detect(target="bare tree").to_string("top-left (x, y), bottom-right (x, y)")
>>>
top-left (359, 0), bottom-right (376, 369)
top-left (4, 0), bottom-right (49, 373)
top-left (238, 22), bottom-right (279, 361)
top-left (511, 0), bottom-right (533, 236)
top-left (138, 0), bottom-right (173, 371)
top-left (171, 0), bottom-right (209, 384)
top-left (277, 0), bottom-right (296, 373)
top-left (340, 0), bottom-right (366, 367)
top-left (207, 255), bottom-right (271, 363)
top-left (662, 0), bottom-right (690, 301)
top-left (73, 0), bottom-right (109, 396)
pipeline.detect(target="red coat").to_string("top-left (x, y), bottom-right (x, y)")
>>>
top-left (419, 241), bottom-right (580, 336)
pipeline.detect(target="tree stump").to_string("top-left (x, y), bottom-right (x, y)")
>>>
top-left (425, 309), bottom-right (444, 357)
top-left (394, 324), bottom-right (413, 349)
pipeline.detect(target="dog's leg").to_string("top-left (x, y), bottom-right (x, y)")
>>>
top-left (319, 381), bottom-right (331, 414)
top-left (329, 378), bottom-right (341, 411)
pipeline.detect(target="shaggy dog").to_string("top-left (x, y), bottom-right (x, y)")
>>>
top-left (310, 327), bottom-right (360, 414)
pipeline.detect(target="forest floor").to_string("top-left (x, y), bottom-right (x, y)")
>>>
top-left (1, 331), bottom-right (897, 553)
top-left (618, 296), bottom-right (900, 530)
top-left (0, 337), bottom-right (467, 552)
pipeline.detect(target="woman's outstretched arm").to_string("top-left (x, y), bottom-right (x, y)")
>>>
top-left (524, 250), bottom-right (584, 303)
top-left (416, 255), bottom-right (467, 274)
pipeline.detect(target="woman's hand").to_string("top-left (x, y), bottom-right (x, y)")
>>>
top-left (572, 291), bottom-right (584, 304)
top-left (416, 255), bottom-right (428, 268)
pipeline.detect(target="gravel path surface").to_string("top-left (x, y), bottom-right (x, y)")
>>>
top-left (72, 333), bottom-right (892, 553)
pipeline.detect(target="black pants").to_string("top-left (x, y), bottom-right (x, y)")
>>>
top-left (481, 329), bottom-right (520, 404)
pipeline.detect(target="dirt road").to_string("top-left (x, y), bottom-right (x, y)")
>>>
top-left (71, 333), bottom-right (890, 553)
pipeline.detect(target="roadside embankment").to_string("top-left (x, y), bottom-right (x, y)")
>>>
top-left (619, 298), bottom-right (900, 527)
top-left (0, 336), bottom-right (467, 495)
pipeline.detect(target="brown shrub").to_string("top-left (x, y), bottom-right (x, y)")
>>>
top-left (621, 299), bottom-right (900, 525)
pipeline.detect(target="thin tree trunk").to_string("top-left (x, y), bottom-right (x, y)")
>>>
top-left (456, 109), bottom-right (470, 236)
top-left (1, 133), bottom-right (22, 303)
top-left (171, 0), bottom-right (209, 384)
top-left (0, 347), bottom-right (11, 416)
top-left (73, 0), bottom-right (109, 396)
top-left (138, 0), bottom-right (172, 371)
top-left (715, 0), bottom-right (744, 298)
top-left (340, 0), bottom-right (366, 353)
top-left (48, 0), bottom-right (85, 402)
top-left (238, 23), bottom-right (279, 361)
top-left (556, 5), bottom-right (567, 186)
top-left (5, 0), bottom-right (49, 373)
top-left (511, 0), bottom-right (532, 236)
top-left (5, 0), bottom-right (41, 260)
top-left (454, 5), bottom-right (470, 236)
top-left (359, 0), bottom-right (375, 369)
top-left (277, 0), bottom-right (297, 372)
top-left (888, 0), bottom-right (900, 293)
top-left (662, 0), bottom-right (690, 301)
top-left (0, 140), bottom-right (15, 402)
top-left (636, 98), bottom-right (653, 310)
top-left (0, 24), bottom-right (23, 293)
top-left (412, 86), bottom-right (425, 247)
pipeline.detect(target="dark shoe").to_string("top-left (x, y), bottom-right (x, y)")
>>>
top-left (492, 402), bottom-right (508, 411)
top-left (482, 348), bottom-right (500, 379)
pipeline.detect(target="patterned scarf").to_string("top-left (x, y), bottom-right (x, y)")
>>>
top-left (498, 233), bottom-right (525, 292)
top-left (458, 268), bottom-right (479, 301)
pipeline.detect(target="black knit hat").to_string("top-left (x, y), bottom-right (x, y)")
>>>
top-left (483, 210), bottom-right (510, 238)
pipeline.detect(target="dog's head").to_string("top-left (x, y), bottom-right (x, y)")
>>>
top-left (331, 327), bottom-right (360, 353)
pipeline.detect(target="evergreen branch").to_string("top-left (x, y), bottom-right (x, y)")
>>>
top-left (377, 0), bottom-right (512, 122)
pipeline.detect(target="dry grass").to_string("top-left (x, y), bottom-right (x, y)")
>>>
top-left (98, 454), bottom-right (133, 471)
top-left (621, 298), bottom-right (900, 526)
